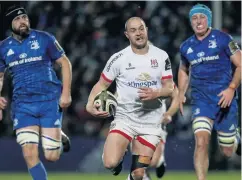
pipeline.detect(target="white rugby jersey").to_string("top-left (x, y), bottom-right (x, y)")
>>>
top-left (101, 45), bottom-right (173, 126)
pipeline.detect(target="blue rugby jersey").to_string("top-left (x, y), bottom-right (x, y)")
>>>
top-left (180, 29), bottom-right (240, 103)
top-left (0, 29), bottom-right (64, 102)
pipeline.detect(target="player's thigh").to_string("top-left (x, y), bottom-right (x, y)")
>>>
top-left (11, 102), bottom-right (40, 130)
top-left (41, 127), bottom-right (62, 152)
top-left (103, 120), bottom-right (133, 163)
top-left (150, 141), bottom-right (164, 166)
top-left (192, 102), bottom-right (214, 141)
top-left (16, 125), bottom-right (40, 158)
top-left (132, 134), bottom-right (160, 157)
top-left (215, 101), bottom-right (238, 148)
top-left (39, 99), bottom-right (63, 129)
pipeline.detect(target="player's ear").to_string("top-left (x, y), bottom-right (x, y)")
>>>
top-left (146, 26), bottom-right (148, 32)
top-left (124, 31), bottom-right (129, 39)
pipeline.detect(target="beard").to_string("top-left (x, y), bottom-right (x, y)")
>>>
top-left (12, 25), bottom-right (30, 38)
top-left (133, 40), bottom-right (147, 49)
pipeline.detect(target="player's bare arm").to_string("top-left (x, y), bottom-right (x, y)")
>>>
top-left (0, 73), bottom-right (7, 120)
top-left (162, 86), bottom-right (179, 124)
top-left (138, 79), bottom-right (174, 101)
top-left (218, 50), bottom-right (241, 108)
top-left (56, 55), bottom-right (72, 108)
top-left (86, 76), bottom-right (111, 117)
top-left (178, 62), bottom-right (189, 115)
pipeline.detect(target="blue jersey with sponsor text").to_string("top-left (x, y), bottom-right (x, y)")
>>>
top-left (180, 29), bottom-right (240, 104)
top-left (0, 29), bottom-right (64, 102)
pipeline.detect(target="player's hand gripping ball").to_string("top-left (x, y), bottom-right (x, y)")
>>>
top-left (94, 91), bottom-right (118, 117)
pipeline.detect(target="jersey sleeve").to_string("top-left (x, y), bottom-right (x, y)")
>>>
top-left (101, 53), bottom-right (122, 83)
top-left (0, 48), bottom-right (6, 72)
top-left (46, 33), bottom-right (65, 61)
top-left (161, 52), bottom-right (173, 80)
top-left (221, 32), bottom-right (240, 57)
top-left (179, 45), bottom-right (190, 68)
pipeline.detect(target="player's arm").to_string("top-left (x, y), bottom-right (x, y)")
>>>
top-left (87, 76), bottom-right (111, 107)
top-left (166, 86), bottom-right (179, 117)
top-left (46, 33), bottom-right (72, 108)
top-left (218, 35), bottom-right (241, 107)
top-left (0, 73), bottom-right (7, 121)
top-left (85, 75), bottom-right (112, 118)
top-left (0, 73), bottom-right (4, 95)
top-left (162, 86), bottom-right (179, 124)
top-left (178, 54), bottom-right (190, 115)
top-left (229, 50), bottom-right (241, 90)
top-left (178, 62), bottom-right (189, 97)
top-left (55, 55), bottom-right (72, 108)
top-left (0, 50), bottom-right (7, 120)
top-left (138, 79), bottom-right (174, 101)
top-left (86, 53), bottom-right (120, 117)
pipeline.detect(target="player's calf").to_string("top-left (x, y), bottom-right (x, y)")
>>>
top-left (129, 155), bottom-right (151, 180)
top-left (42, 134), bottom-right (62, 162)
top-left (16, 128), bottom-right (48, 180)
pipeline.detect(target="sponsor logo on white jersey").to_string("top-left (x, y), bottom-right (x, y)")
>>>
top-left (125, 63), bottom-right (135, 70)
top-left (150, 59), bottom-right (158, 68)
top-left (127, 73), bottom-right (158, 88)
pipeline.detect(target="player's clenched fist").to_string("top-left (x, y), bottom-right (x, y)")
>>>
top-left (59, 94), bottom-right (72, 108)
top-left (0, 97), bottom-right (7, 110)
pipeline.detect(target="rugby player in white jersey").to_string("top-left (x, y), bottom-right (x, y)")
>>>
top-left (86, 17), bottom-right (175, 180)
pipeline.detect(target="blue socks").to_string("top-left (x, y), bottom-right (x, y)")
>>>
top-left (29, 161), bottom-right (47, 180)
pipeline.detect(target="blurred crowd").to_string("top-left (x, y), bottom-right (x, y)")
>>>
top-left (0, 1), bottom-right (241, 143)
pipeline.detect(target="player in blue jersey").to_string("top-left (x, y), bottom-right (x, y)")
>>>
top-left (0, 5), bottom-right (72, 180)
top-left (178, 4), bottom-right (241, 180)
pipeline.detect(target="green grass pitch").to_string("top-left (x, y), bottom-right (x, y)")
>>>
top-left (0, 171), bottom-right (240, 180)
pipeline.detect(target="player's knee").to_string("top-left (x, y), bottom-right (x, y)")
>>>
top-left (130, 155), bottom-right (151, 180)
top-left (42, 134), bottom-right (62, 162)
top-left (22, 144), bottom-right (39, 161)
top-left (16, 129), bottom-right (39, 161)
top-left (220, 146), bottom-right (234, 158)
top-left (193, 117), bottom-right (211, 150)
top-left (196, 135), bottom-right (210, 149)
top-left (103, 156), bottom-right (120, 169)
top-left (44, 151), bottom-right (60, 162)
top-left (217, 131), bottom-right (236, 158)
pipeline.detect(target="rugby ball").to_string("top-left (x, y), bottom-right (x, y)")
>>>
top-left (94, 90), bottom-right (118, 117)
